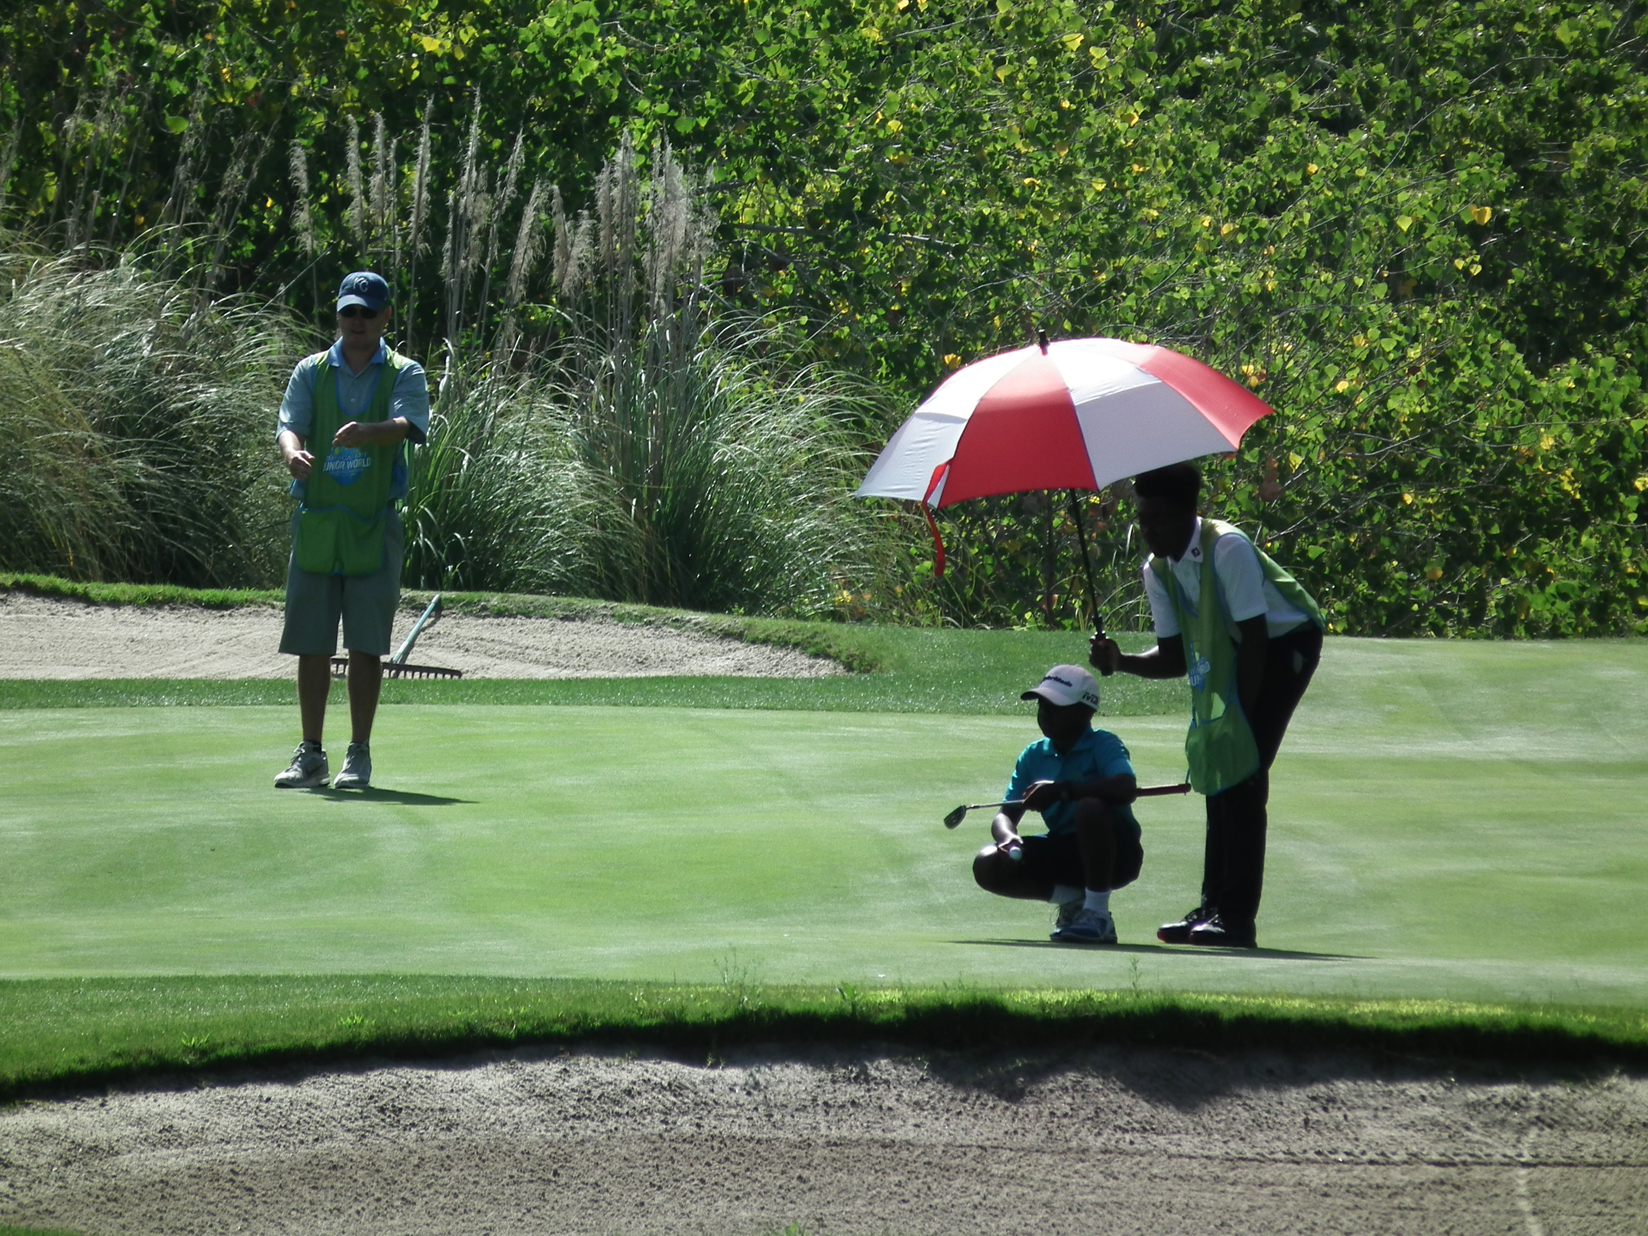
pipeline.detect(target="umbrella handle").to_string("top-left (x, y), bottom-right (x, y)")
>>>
top-left (1066, 491), bottom-right (1105, 640)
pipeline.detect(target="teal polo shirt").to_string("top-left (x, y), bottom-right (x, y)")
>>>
top-left (1004, 727), bottom-right (1141, 840)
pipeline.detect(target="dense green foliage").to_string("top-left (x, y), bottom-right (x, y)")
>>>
top-left (4, 976), bottom-right (1645, 1102)
top-left (2, 0), bottom-right (1644, 631)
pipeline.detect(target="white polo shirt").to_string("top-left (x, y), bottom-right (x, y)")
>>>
top-left (1142, 517), bottom-right (1311, 639)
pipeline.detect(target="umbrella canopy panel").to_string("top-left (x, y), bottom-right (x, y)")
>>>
top-left (856, 337), bottom-right (1273, 507)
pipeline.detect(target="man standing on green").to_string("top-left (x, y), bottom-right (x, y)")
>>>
top-left (1090, 463), bottom-right (1323, 949)
top-left (273, 272), bottom-right (430, 791)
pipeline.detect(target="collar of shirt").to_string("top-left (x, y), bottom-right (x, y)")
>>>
top-left (1038, 726), bottom-right (1100, 761)
top-left (1169, 516), bottom-right (1204, 565)
top-left (327, 338), bottom-right (387, 374)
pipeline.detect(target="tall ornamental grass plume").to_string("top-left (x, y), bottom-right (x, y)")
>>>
top-left (0, 240), bottom-right (300, 586)
top-left (527, 136), bottom-right (887, 617)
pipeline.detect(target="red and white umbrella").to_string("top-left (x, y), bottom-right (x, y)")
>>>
top-left (856, 336), bottom-right (1274, 578)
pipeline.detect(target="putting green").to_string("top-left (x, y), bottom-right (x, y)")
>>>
top-left (1, 638), bottom-right (1643, 1005)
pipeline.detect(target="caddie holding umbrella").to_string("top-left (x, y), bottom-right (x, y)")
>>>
top-left (1090, 461), bottom-right (1324, 950)
top-left (858, 330), bottom-right (1323, 950)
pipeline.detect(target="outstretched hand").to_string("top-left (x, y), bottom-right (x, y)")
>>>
top-left (283, 447), bottom-right (314, 481)
top-left (1089, 633), bottom-right (1120, 677)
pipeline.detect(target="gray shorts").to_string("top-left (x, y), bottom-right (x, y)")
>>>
top-left (279, 508), bottom-right (405, 657)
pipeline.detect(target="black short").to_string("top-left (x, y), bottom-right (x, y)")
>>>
top-left (1019, 826), bottom-right (1143, 891)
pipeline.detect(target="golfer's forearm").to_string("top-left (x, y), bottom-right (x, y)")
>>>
top-left (1117, 648), bottom-right (1184, 679)
top-left (347, 417), bottom-right (411, 444)
top-left (278, 429), bottom-right (306, 457)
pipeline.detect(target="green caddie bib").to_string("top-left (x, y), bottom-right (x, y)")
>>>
top-left (1151, 519), bottom-right (1324, 796)
top-left (293, 348), bottom-right (412, 576)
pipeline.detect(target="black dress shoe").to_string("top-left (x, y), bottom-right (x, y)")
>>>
top-left (1157, 904), bottom-right (1215, 944)
top-left (1188, 913), bottom-right (1257, 949)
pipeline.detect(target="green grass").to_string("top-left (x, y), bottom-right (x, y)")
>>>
top-left (2, 590), bottom-right (1644, 1089)
top-left (5, 976), bottom-right (1645, 1102)
top-left (1, 641), bottom-right (1643, 993)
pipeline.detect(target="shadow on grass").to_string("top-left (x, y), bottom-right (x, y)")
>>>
top-left (953, 939), bottom-right (1366, 961)
top-left (306, 787), bottom-right (474, 806)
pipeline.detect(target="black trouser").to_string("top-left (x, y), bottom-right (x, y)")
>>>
top-left (1201, 623), bottom-right (1322, 928)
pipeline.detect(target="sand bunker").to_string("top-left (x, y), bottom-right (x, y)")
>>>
top-left (0, 593), bottom-right (843, 680)
top-left (2, 1043), bottom-right (1644, 1234)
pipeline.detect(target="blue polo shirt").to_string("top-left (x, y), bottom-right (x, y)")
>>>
top-left (276, 340), bottom-right (431, 501)
top-left (1005, 726), bottom-right (1141, 840)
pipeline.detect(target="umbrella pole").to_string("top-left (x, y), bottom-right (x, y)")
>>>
top-left (1067, 490), bottom-right (1105, 639)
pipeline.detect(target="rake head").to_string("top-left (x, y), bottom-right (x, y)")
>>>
top-left (329, 657), bottom-right (463, 680)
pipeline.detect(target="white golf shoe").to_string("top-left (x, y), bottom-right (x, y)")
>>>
top-left (333, 742), bottom-right (372, 790)
top-left (275, 741), bottom-right (328, 789)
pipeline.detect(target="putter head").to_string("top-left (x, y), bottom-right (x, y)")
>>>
top-left (943, 805), bottom-right (967, 830)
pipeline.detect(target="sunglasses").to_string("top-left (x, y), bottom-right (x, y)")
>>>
top-left (338, 305), bottom-right (380, 319)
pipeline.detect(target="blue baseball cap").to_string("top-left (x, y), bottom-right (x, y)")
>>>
top-left (336, 271), bottom-right (390, 312)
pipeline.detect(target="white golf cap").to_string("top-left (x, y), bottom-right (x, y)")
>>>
top-left (1022, 664), bottom-right (1100, 710)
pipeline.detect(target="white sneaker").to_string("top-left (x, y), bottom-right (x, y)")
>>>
top-left (333, 742), bottom-right (371, 790)
top-left (275, 741), bottom-right (328, 789)
top-left (1051, 899), bottom-right (1084, 940)
top-left (1053, 907), bottom-right (1117, 944)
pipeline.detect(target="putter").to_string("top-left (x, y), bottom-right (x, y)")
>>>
top-left (942, 781), bottom-right (1192, 829)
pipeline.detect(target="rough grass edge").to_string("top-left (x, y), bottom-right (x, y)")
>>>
top-left (0, 575), bottom-right (886, 673)
top-left (4, 979), bottom-right (1645, 1105)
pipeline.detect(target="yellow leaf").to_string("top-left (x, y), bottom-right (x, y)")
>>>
top-left (1200, 216), bottom-right (1212, 228)
top-left (1022, 177), bottom-right (1041, 187)
top-left (943, 353), bottom-right (962, 368)
top-left (1469, 263), bottom-right (1482, 276)
top-left (884, 119), bottom-right (902, 134)
top-left (1054, 141), bottom-right (1069, 157)
top-left (1395, 215), bottom-right (1413, 232)
top-left (1470, 205), bottom-right (1492, 225)
top-left (1402, 492), bottom-right (1414, 505)
top-left (1307, 162), bottom-right (1319, 174)
top-left (1287, 452), bottom-right (1303, 470)
top-left (1061, 32), bottom-right (1084, 51)
top-left (1124, 110), bottom-right (1140, 127)
top-left (1634, 476), bottom-right (1648, 492)
top-left (1335, 379), bottom-right (1350, 393)
top-left (1220, 222), bottom-right (1235, 236)
top-left (1090, 179), bottom-right (1107, 192)
top-left (1425, 566), bottom-right (1443, 581)
top-left (1540, 432), bottom-right (1556, 450)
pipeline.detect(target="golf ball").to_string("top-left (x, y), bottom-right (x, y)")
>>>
top-left (1005, 843), bottom-right (1023, 861)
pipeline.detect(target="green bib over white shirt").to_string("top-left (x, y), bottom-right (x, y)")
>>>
top-left (292, 348), bottom-right (414, 576)
top-left (1150, 519), bottom-right (1324, 796)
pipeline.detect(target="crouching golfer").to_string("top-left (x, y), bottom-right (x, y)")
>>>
top-left (973, 665), bottom-right (1143, 944)
top-left (273, 271), bottom-right (430, 791)
top-left (1091, 462), bottom-right (1323, 949)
